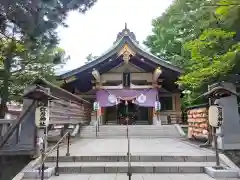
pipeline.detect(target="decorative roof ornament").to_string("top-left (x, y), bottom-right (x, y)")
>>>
top-left (118, 44), bottom-right (136, 64)
top-left (122, 51), bottom-right (131, 63)
top-left (114, 23), bottom-right (139, 44)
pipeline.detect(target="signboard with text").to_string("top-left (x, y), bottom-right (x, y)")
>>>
top-left (35, 101), bottom-right (49, 128)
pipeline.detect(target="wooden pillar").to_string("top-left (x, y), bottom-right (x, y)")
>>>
top-left (175, 94), bottom-right (181, 111)
top-left (148, 107), bottom-right (153, 125)
top-left (174, 94), bottom-right (181, 123)
top-left (172, 95), bottom-right (176, 111)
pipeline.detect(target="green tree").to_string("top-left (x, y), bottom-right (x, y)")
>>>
top-left (145, 0), bottom-right (240, 105)
top-left (144, 0), bottom-right (218, 68)
top-left (0, 37), bottom-right (67, 100)
top-left (178, 28), bottom-right (240, 89)
top-left (0, 0), bottom-right (97, 118)
top-left (0, 0), bottom-right (97, 45)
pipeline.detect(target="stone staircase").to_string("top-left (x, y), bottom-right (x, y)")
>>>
top-left (44, 154), bottom-right (224, 175)
top-left (80, 125), bottom-right (182, 138)
top-left (106, 120), bottom-right (149, 125)
top-left (135, 120), bottom-right (149, 125)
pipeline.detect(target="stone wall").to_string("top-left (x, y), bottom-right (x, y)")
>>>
top-left (0, 155), bottom-right (30, 180)
top-left (224, 150), bottom-right (240, 167)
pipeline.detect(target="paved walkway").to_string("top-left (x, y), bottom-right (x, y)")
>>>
top-left (48, 173), bottom-right (239, 180)
top-left (50, 138), bottom-right (214, 157)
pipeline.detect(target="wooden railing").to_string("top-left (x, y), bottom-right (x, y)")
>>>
top-left (49, 99), bottom-right (91, 125)
top-left (160, 111), bottom-right (182, 124)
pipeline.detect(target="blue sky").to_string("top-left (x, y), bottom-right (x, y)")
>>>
top-left (57, 0), bottom-right (173, 72)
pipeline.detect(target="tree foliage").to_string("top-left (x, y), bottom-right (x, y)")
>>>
top-left (144, 0), bottom-right (218, 67)
top-left (0, 0), bottom-right (96, 45)
top-left (0, 36), bottom-right (67, 100)
top-left (0, 0), bottom-right (97, 117)
top-left (179, 28), bottom-right (240, 88)
top-left (145, 0), bottom-right (240, 105)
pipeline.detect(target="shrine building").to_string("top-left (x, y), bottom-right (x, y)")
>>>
top-left (59, 25), bottom-right (183, 125)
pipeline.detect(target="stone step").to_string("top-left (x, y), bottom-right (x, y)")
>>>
top-left (79, 137), bottom-right (182, 139)
top-left (80, 131), bottom-right (179, 134)
top-left (80, 125), bottom-right (181, 138)
top-left (81, 125), bottom-right (177, 128)
top-left (45, 162), bottom-right (223, 174)
top-left (80, 134), bottom-right (178, 136)
top-left (79, 135), bottom-right (181, 138)
top-left (80, 132), bottom-right (180, 135)
top-left (46, 155), bottom-right (217, 163)
top-left (21, 173), bottom-right (227, 180)
top-left (81, 129), bottom-right (176, 131)
top-left (80, 129), bottom-right (180, 132)
top-left (80, 131), bottom-right (178, 134)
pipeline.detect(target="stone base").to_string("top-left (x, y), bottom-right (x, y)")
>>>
top-left (24, 167), bottom-right (55, 179)
top-left (204, 166), bottom-right (239, 178)
top-left (174, 124), bottom-right (185, 137)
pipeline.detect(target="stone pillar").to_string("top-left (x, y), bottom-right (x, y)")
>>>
top-left (214, 82), bottom-right (240, 150)
top-left (22, 90), bottom-right (39, 157)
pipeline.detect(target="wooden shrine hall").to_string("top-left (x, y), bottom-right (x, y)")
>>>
top-left (59, 24), bottom-right (183, 125)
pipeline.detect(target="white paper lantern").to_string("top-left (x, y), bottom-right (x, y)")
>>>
top-left (208, 105), bottom-right (223, 127)
top-left (154, 101), bottom-right (161, 111)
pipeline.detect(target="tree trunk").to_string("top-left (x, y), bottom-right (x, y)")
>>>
top-left (0, 38), bottom-right (15, 119)
top-left (0, 57), bottom-right (11, 119)
top-left (0, 25), bottom-right (16, 119)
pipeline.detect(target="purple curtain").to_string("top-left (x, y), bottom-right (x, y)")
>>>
top-left (96, 89), bottom-right (157, 107)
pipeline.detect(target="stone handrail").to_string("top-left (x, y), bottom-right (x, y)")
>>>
top-left (0, 119), bottom-right (16, 137)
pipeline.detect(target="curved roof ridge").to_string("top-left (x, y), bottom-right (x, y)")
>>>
top-left (127, 35), bottom-right (182, 72)
top-left (59, 26), bottom-right (183, 79)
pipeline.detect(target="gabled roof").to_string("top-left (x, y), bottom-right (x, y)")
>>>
top-left (59, 24), bottom-right (183, 79)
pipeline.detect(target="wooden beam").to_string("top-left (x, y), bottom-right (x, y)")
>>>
top-left (64, 76), bottom-right (77, 83)
top-left (78, 95), bottom-right (96, 98)
top-left (92, 69), bottom-right (101, 83)
top-left (153, 67), bottom-right (162, 82)
top-left (94, 83), bottom-right (123, 90)
top-left (130, 83), bottom-right (162, 89)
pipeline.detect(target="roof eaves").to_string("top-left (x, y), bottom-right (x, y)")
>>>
top-left (32, 78), bottom-right (91, 104)
top-left (59, 36), bottom-right (125, 79)
top-left (127, 36), bottom-right (183, 73)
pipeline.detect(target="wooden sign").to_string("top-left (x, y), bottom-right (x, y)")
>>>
top-left (35, 101), bottom-right (49, 128)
